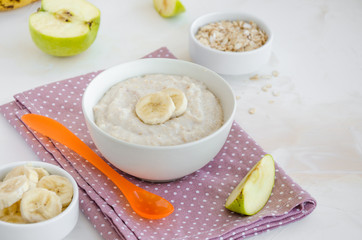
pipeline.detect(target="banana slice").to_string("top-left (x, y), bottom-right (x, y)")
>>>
top-left (3, 165), bottom-right (39, 188)
top-left (1, 200), bottom-right (21, 217)
top-left (32, 167), bottom-right (50, 181)
top-left (37, 175), bottom-right (73, 208)
top-left (0, 175), bottom-right (30, 210)
top-left (0, 214), bottom-right (27, 224)
top-left (135, 92), bottom-right (176, 125)
top-left (0, 0), bottom-right (39, 11)
top-left (162, 88), bottom-right (188, 117)
top-left (20, 188), bottom-right (62, 223)
top-left (0, 201), bottom-right (27, 224)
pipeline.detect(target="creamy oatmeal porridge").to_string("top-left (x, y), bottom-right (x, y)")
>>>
top-left (93, 74), bottom-right (224, 146)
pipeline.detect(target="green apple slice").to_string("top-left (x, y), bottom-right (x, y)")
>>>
top-left (225, 154), bottom-right (275, 215)
top-left (29, 0), bottom-right (100, 57)
top-left (153, 0), bottom-right (185, 18)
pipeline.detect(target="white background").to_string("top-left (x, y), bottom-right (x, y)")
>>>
top-left (1, 0), bottom-right (362, 239)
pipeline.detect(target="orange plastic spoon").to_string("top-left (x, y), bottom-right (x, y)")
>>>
top-left (21, 113), bottom-right (174, 219)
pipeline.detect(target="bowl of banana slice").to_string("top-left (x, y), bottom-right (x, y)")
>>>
top-left (83, 58), bottom-right (236, 182)
top-left (0, 161), bottom-right (79, 240)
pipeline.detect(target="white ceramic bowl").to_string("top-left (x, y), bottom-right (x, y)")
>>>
top-left (82, 58), bottom-right (236, 182)
top-left (0, 161), bottom-right (79, 240)
top-left (189, 12), bottom-right (273, 75)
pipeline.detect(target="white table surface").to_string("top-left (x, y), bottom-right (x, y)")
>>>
top-left (1, 0), bottom-right (362, 239)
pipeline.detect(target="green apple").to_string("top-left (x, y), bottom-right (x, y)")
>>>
top-left (225, 154), bottom-right (275, 215)
top-left (29, 0), bottom-right (100, 57)
top-left (153, 0), bottom-right (185, 18)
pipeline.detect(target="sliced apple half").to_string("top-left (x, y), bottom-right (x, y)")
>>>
top-left (225, 154), bottom-right (275, 215)
top-left (29, 0), bottom-right (100, 57)
top-left (153, 0), bottom-right (185, 18)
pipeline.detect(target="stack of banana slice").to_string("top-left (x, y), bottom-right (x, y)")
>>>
top-left (136, 88), bottom-right (188, 125)
top-left (0, 165), bottom-right (73, 223)
top-left (0, 0), bottom-right (38, 11)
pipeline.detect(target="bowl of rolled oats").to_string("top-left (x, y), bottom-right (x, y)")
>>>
top-left (189, 12), bottom-right (273, 75)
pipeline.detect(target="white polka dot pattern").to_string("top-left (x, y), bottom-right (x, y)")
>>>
top-left (0, 47), bottom-right (316, 240)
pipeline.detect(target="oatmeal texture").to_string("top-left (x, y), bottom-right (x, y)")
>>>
top-left (93, 74), bottom-right (224, 146)
top-left (195, 20), bottom-right (268, 52)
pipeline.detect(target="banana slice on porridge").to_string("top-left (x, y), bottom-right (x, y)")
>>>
top-left (161, 88), bottom-right (187, 118)
top-left (136, 91), bottom-right (176, 125)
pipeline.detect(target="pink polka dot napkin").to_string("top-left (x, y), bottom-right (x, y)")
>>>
top-left (0, 47), bottom-right (316, 240)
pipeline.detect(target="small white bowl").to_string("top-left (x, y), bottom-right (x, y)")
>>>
top-left (82, 58), bottom-right (236, 182)
top-left (0, 161), bottom-right (79, 240)
top-left (189, 12), bottom-right (273, 75)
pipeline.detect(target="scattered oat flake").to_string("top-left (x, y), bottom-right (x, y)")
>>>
top-left (261, 75), bottom-right (272, 79)
top-left (261, 86), bottom-right (269, 92)
top-left (248, 108), bottom-right (256, 114)
top-left (272, 70), bottom-right (279, 77)
top-left (272, 90), bottom-right (280, 96)
top-left (236, 96), bottom-right (241, 100)
top-left (268, 100), bottom-right (275, 104)
top-left (250, 74), bottom-right (259, 80)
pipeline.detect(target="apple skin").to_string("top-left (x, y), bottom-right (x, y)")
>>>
top-left (153, 0), bottom-right (185, 18)
top-left (225, 190), bottom-right (249, 215)
top-left (29, 15), bottom-right (100, 57)
top-left (167, 0), bottom-right (185, 17)
top-left (225, 154), bottom-right (275, 216)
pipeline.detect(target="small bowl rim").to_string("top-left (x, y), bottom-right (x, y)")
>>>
top-left (0, 161), bottom-right (79, 228)
top-left (190, 11), bottom-right (273, 56)
top-left (82, 58), bottom-right (236, 150)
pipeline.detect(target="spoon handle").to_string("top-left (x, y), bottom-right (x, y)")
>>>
top-left (21, 114), bottom-right (135, 191)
